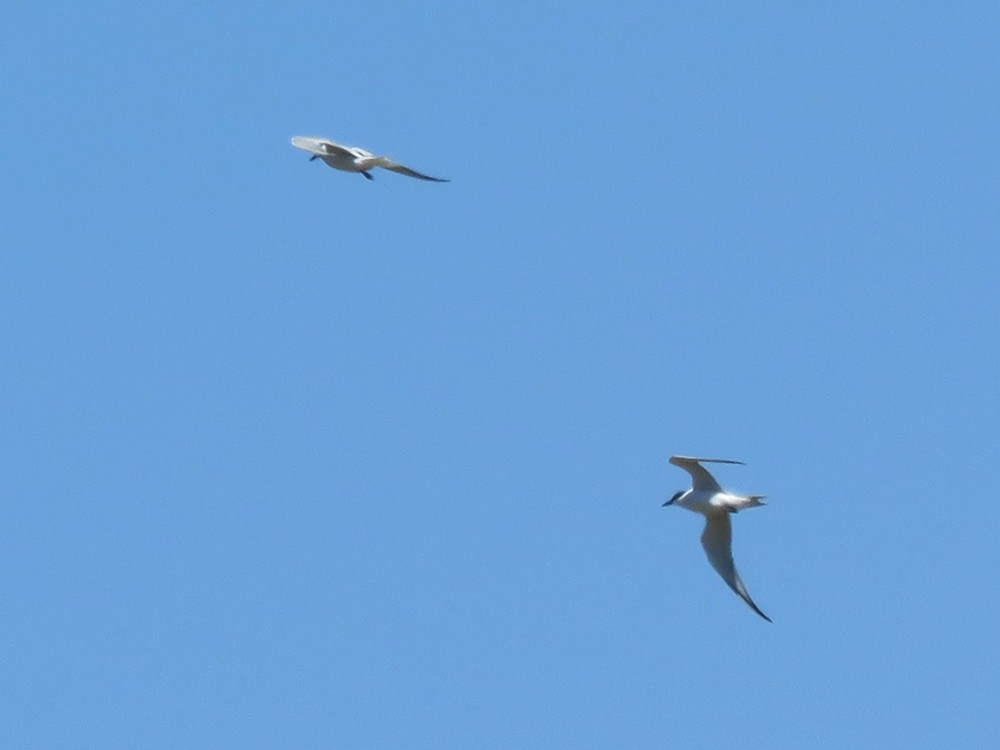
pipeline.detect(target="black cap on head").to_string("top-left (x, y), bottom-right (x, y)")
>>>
top-left (663, 490), bottom-right (684, 506)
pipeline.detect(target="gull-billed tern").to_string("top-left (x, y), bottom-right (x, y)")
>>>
top-left (290, 136), bottom-right (449, 182)
top-left (663, 455), bottom-right (772, 622)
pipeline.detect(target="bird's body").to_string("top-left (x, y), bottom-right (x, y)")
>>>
top-left (290, 136), bottom-right (449, 182)
top-left (668, 486), bottom-right (765, 515)
top-left (664, 455), bottom-right (771, 622)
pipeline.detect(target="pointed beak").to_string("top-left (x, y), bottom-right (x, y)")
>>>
top-left (662, 497), bottom-right (675, 506)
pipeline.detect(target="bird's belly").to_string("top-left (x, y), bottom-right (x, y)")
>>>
top-left (321, 154), bottom-right (364, 172)
top-left (677, 490), bottom-right (720, 514)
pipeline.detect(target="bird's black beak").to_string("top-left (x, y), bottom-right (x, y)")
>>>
top-left (663, 490), bottom-right (683, 507)
top-left (309, 154), bottom-right (319, 161)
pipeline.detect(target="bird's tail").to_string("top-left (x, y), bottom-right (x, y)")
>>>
top-left (724, 495), bottom-right (767, 513)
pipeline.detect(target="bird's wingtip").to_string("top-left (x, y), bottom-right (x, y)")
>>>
top-left (671, 454), bottom-right (746, 465)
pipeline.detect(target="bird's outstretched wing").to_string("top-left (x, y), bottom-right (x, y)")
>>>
top-left (318, 141), bottom-right (357, 158)
top-left (700, 513), bottom-right (771, 622)
top-left (669, 455), bottom-right (744, 491)
top-left (380, 159), bottom-right (449, 182)
top-left (290, 136), bottom-right (354, 159)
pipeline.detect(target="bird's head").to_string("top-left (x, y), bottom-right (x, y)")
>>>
top-left (663, 490), bottom-right (685, 507)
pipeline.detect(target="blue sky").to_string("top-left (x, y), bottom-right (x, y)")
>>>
top-left (4, 2), bottom-right (1000, 747)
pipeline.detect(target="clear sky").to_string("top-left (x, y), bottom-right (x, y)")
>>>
top-left (4, 2), bottom-right (1000, 747)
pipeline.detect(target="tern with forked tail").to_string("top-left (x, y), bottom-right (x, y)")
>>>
top-left (291, 136), bottom-right (449, 182)
top-left (663, 455), bottom-right (771, 622)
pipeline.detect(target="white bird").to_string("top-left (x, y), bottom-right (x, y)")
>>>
top-left (663, 455), bottom-right (771, 622)
top-left (290, 136), bottom-right (449, 182)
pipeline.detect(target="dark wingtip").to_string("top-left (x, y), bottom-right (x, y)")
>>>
top-left (750, 602), bottom-right (772, 623)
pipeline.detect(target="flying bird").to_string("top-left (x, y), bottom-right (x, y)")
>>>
top-left (663, 455), bottom-right (771, 622)
top-left (290, 136), bottom-right (449, 182)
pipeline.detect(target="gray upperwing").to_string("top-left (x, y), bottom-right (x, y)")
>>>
top-left (382, 161), bottom-right (449, 182)
top-left (291, 136), bottom-right (351, 158)
top-left (700, 513), bottom-right (771, 622)
top-left (669, 455), bottom-right (744, 491)
top-left (319, 141), bottom-right (357, 158)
